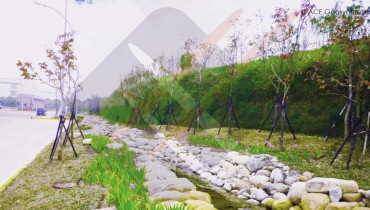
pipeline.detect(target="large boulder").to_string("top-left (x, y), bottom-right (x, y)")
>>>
top-left (145, 170), bottom-right (177, 181)
top-left (272, 198), bottom-right (293, 210)
top-left (325, 202), bottom-right (360, 210)
top-left (287, 182), bottom-right (308, 205)
top-left (184, 200), bottom-right (215, 210)
top-left (301, 193), bottom-right (330, 210)
top-left (186, 191), bottom-right (211, 203)
top-left (246, 155), bottom-right (273, 172)
top-left (306, 178), bottom-right (359, 193)
top-left (151, 191), bottom-right (188, 202)
top-left (144, 178), bottom-right (196, 195)
top-left (342, 193), bottom-right (362, 202)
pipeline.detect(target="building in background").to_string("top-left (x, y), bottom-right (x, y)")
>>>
top-left (0, 78), bottom-right (21, 97)
top-left (16, 94), bottom-right (45, 110)
top-left (0, 78), bottom-right (55, 99)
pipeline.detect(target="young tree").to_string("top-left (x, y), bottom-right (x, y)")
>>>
top-left (310, 1), bottom-right (370, 138)
top-left (218, 20), bottom-right (247, 138)
top-left (259, 0), bottom-right (314, 148)
top-left (187, 38), bottom-right (215, 134)
top-left (17, 32), bottom-right (81, 116)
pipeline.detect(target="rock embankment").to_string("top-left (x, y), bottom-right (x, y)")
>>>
top-left (83, 116), bottom-right (370, 210)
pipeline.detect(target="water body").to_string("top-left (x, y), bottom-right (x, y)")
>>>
top-left (175, 169), bottom-right (264, 210)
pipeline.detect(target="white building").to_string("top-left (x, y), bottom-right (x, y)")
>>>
top-left (0, 78), bottom-right (55, 99)
top-left (0, 78), bottom-right (21, 97)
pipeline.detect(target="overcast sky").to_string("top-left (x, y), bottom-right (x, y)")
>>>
top-left (0, 0), bottom-right (353, 82)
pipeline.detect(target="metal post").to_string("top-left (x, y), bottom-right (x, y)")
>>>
top-left (363, 112), bottom-right (369, 155)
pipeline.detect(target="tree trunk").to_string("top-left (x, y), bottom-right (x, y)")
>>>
top-left (57, 93), bottom-right (65, 116)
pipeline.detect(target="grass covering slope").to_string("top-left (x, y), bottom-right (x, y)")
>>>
top-left (101, 46), bottom-right (370, 137)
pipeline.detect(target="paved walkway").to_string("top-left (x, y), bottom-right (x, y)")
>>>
top-left (0, 117), bottom-right (58, 187)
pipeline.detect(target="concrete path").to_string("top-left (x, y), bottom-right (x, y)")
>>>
top-left (0, 117), bottom-right (59, 187)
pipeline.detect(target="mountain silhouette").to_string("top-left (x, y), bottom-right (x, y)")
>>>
top-left (80, 7), bottom-right (215, 99)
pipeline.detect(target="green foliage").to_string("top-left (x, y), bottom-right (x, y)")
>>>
top-left (249, 144), bottom-right (320, 163)
top-left (87, 134), bottom-right (112, 153)
top-left (180, 53), bottom-right (193, 71)
top-left (100, 47), bottom-right (357, 137)
top-left (83, 135), bottom-right (187, 210)
top-left (80, 124), bottom-right (92, 131)
top-left (188, 135), bottom-right (247, 151)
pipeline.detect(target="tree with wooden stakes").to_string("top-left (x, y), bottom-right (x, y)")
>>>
top-left (187, 39), bottom-right (215, 134)
top-left (258, 0), bottom-right (314, 149)
top-left (309, 1), bottom-right (370, 169)
top-left (132, 65), bottom-right (154, 127)
top-left (147, 56), bottom-right (166, 126)
top-left (17, 32), bottom-right (81, 116)
top-left (160, 56), bottom-right (180, 130)
top-left (217, 22), bottom-right (247, 138)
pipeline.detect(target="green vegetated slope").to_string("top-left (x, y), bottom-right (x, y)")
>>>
top-left (100, 46), bottom-right (369, 137)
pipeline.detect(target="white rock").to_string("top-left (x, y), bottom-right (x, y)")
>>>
top-left (106, 143), bottom-right (123, 150)
top-left (189, 160), bottom-right (204, 172)
top-left (226, 152), bottom-right (249, 165)
top-left (188, 147), bottom-right (202, 155)
top-left (237, 195), bottom-right (247, 199)
top-left (196, 170), bottom-right (204, 175)
top-left (250, 188), bottom-right (269, 201)
top-left (210, 165), bottom-right (221, 174)
top-left (256, 170), bottom-right (271, 177)
top-left (154, 132), bottom-right (165, 139)
top-left (282, 166), bottom-right (290, 171)
top-left (249, 175), bottom-right (270, 186)
top-left (200, 172), bottom-right (212, 179)
top-left (223, 183), bottom-right (232, 191)
top-left (271, 168), bottom-right (284, 183)
top-left (284, 176), bottom-right (299, 186)
top-left (306, 177), bottom-right (359, 193)
top-left (220, 160), bottom-right (234, 171)
top-left (246, 155), bottom-right (273, 172)
top-left (273, 183), bottom-right (290, 194)
top-left (207, 175), bottom-right (217, 182)
top-left (211, 179), bottom-right (224, 187)
top-left (217, 171), bottom-right (228, 179)
top-left (246, 199), bottom-right (260, 206)
top-left (302, 171), bottom-right (315, 179)
top-left (82, 138), bottom-right (92, 144)
top-left (287, 182), bottom-right (308, 205)
top-left (329, 186), bottom-right (342, 202)
top-left (273, 192), bottom-right (288, 200)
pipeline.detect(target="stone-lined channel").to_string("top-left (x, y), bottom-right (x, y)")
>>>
top-left (82, 115), bottom-right (370, 210)
top-left (175, 168), bottom-right (253, 209)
